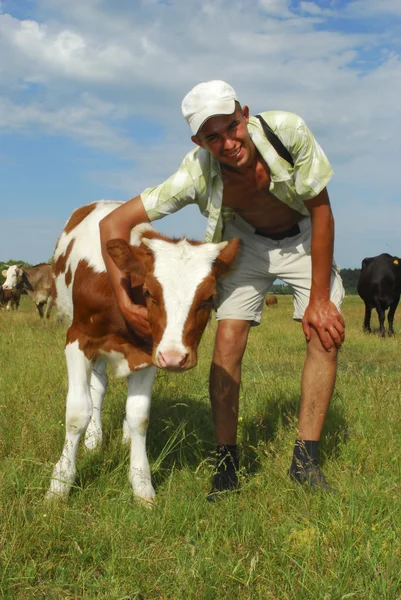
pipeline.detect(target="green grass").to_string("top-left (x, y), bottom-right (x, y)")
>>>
top-left (0, 295), bottom-right (400, 599)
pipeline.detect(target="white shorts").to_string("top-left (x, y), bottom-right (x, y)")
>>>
top-left (216, 214), bottom-right (345, 325)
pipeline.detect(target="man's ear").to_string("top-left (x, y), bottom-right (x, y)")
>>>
top-left (191, 134), bottom-right (204, 148)
top-left (241, 105), bottom-right (249, 122)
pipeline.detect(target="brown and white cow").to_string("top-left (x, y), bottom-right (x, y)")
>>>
top-left (0, 287), bottom-right (22, 311)
top-left (46, 201), bottom-right (239, 503)
top-left (2, 263), bottom-right (53, 318)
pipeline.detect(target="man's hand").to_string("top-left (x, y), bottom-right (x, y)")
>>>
top-left (302, 299), bottom-right (345, 351)
top-left (119, 295), bottom-right (152, 340)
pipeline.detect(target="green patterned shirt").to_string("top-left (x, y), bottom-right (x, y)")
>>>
top-left (140, 111), bottom-right (334, 242)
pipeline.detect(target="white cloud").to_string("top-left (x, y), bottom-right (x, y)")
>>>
top-left (299, 2), bottom-right (335, 17)
top-left (258, 0), bottom-right (293, 17)
top-left (345, 0), bottom-right (401, 17)
top-left (0, 0), bottom-right (400, 265)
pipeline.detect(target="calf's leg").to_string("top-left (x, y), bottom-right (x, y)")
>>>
top-left (46, 340), bottom-right (93, 500)
top-left (84, 358), bottom-right (108, 450)
top-left (122, 416), bottom-right (131, 445)
top-left (44, 296), bottom-right (54, 319)
top-left (126, 367), bottom-right (157, 502)
top-left (36, 302), bottom-right (44, 318)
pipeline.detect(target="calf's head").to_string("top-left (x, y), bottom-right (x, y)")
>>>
top-left (2, 265), bottom-right (23, 290)
top-left (107, 228), bottom-right (239, 371)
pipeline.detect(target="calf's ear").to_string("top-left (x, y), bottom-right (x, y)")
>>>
top-left (213, 238), bottom-right (241, 278)
top-left (106, 239), bottom-right (152, 279)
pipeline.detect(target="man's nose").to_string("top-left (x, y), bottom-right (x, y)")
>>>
top-left (223, 135), bottom-right (235, 149)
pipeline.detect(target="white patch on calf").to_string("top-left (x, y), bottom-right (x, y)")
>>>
top-left (55, 201), bottom-right (124, 274)
top-left (129, 223), bottom-right (155, 246)
top-left (146, 239), bottom-right (225, 356)
top-left (99, 349), bottom-right (132, 379)
top-left (134, 363), bottom-right (151, 370)
top-left (54, 201), bottom-right (124, 322)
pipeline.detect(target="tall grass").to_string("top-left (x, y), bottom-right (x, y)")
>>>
top-left (0, 295), bottom-right (400, 599)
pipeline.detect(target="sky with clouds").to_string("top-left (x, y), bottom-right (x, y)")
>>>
top-left (0, 0), bottom-right (400, 268)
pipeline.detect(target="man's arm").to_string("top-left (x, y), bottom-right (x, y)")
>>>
top-left (303, 188), bottom-right (345, 351)
top-left (99, 195), bottom-right (152, 338)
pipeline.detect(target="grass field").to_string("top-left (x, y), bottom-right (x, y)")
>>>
top-left (0, 294), bottom-right (400, 599)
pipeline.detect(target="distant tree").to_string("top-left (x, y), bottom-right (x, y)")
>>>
top-left (338, 268), bottom-right (361, 295)
top-left (270, 282), bottom-right (295, 295)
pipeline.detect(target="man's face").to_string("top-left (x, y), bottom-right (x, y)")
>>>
top-left (192, 104), bottom-right (254, 169)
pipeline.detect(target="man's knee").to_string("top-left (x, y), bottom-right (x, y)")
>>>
top-left (214, 319), bottom-right (251, 365)
top-left (306, 328), bottom-right (338, 363)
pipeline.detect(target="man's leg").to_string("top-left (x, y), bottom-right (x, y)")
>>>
top-left (210, 319), bottom-right (251, 443)
top-left (207, 319), bottom-right (251, 500)
top-left (298, 327), bottom-right (338, 440)
top-left (290, 327), bottom-right (338, 489)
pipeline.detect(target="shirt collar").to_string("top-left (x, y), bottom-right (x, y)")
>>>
top-left (247, 115), bottom-right (292, 182)
top-left (207, 115), bottom-right (292, 183)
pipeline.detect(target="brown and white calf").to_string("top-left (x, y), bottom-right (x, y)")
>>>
top-left (2, 263), bottom-right (53, 318)
top-left (0, 286), bottom-right (22, 310)
top-left (46, 201), bottom-right (239, 503)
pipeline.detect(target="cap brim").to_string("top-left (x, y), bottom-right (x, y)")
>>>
top-left (190, 99), bottom-right (236, 135)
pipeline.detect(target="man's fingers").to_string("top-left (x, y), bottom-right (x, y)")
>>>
top-left (302, 319), bottom-right (311, 341)
top-left (123, 304), bottom-right (152, 338)
top-left (327, 326), bottom-right (343, 349)
top-left (337, 313), bottom-right (345, 328)
top-left (316, 327), bottom-right (333, 351)
top-left (318, 322), bottom-right (345, 351)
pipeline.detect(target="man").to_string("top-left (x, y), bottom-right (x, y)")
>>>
top-left (100, 80), bottom-right (345, 500)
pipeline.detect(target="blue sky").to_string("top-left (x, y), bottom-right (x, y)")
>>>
top-left (0, 0), bottom-right (400, 267)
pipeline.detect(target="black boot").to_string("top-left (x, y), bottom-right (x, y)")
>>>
top-left (289, 440), bottom-right (336, 493)
top-left (207, 444), bottom-right (240, 503)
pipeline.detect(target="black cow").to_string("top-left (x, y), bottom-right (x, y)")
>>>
top-left (357, 253), bottom-right (401, 337)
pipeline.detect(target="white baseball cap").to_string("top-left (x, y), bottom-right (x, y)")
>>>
top-left (181, 80), bottom-right (238, 135)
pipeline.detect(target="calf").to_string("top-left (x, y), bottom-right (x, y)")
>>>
top-left (46, 201), bottom-right (239, 503)
top-left (0, 287), bottom-right (22, 311)
top-left (265, 294), bottom-right (278, 307)
top-left (357, 253), bottom-right (401, 337)
top-left (2, 263), bottom-right (53, 318)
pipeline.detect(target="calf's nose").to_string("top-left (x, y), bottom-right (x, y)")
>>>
top-left (157, 349), bottom-right (189, 370)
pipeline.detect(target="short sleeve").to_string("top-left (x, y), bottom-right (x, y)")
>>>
top-left (288, 117), bottom-right (334, 200)
top-left (140, 151), bottom-right (207, 222)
